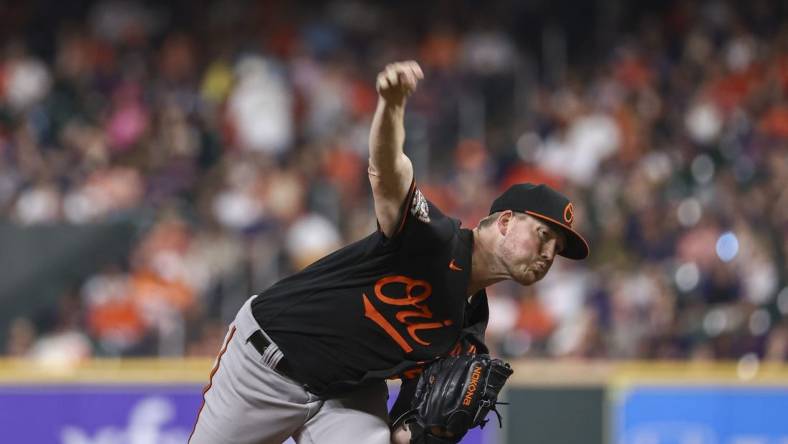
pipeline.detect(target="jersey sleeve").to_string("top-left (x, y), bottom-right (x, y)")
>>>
top-left (380, 180), bottom-right (459, 251)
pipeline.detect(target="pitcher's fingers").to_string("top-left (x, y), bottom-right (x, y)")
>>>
top-left (406, 64), bottom-right (422, 85)
top-left (406, 61), bottom-right (424, 79)
top-left (402, 70), bottom-right (417, 90)
top-left (377, 73), bottom-right (390, 91)
top-left (386, 68), bottom-right (399, 87)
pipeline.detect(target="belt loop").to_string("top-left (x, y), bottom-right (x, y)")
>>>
top-left (261, 338), bottom-right (284, 368)
top-left (248, 329), bottom-right (286, 372)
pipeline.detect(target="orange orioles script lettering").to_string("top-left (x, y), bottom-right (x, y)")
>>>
top-left (462, 364), bottom-right (483, 406)
top-left (363, 275), bottom-right (453, 353)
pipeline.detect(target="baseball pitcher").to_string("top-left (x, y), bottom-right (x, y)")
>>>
top-left (189, 61), bottom-right (589, 444)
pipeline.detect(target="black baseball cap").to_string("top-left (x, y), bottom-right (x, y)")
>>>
top-left (489, 183), bottom-right (589, 260)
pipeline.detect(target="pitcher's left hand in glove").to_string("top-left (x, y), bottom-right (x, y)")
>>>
top-left (393, 354), bottom-right (513, 443)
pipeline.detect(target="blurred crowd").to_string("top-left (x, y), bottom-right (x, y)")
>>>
top-left (1, 0), bottom-right (787, 366)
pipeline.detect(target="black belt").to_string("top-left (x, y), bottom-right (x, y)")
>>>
top-left (248, 330), bottom-right (294, 378)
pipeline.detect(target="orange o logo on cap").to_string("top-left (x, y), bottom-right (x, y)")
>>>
top-left (563, 203), bottom-right (574, 225)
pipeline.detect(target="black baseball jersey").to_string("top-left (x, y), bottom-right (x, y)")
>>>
top-left (251, 181), bottom-right (489, 397)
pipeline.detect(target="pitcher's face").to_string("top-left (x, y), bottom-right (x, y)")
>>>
top-left (498, 213), bottom-right (565, 285)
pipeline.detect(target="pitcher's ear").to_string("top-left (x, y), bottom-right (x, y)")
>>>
top-left (497, 210), bottom-right (514, 236)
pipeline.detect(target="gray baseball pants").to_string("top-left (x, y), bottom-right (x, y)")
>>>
top-left (189, 296), bottom-right (391, 444)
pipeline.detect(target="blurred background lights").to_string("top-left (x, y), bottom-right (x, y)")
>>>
top-left (736, 353), bottom-right (759, 381)
top-left (685, 102), bottom-right (722, 144)
top-left (642, 152), bottom-right (673, 182)
top-left (501, 330), bottom-right (532, 357)
top-left (715, 231), bottom-right (739, 262)
top-left (703, 308), bottom-right (727, 337)
top-left (748, 309), bottom-right (771, 336)
top-left (515, 131), bottom-right (542, 162)
top-left (676, 198), bottom-right (702, 227)
top-left (778, 287), bottom-right (788, 315)
top-left (675, 262), bottom-right (700, 292)
top-left (691, 154), bottom-right (715, 184)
